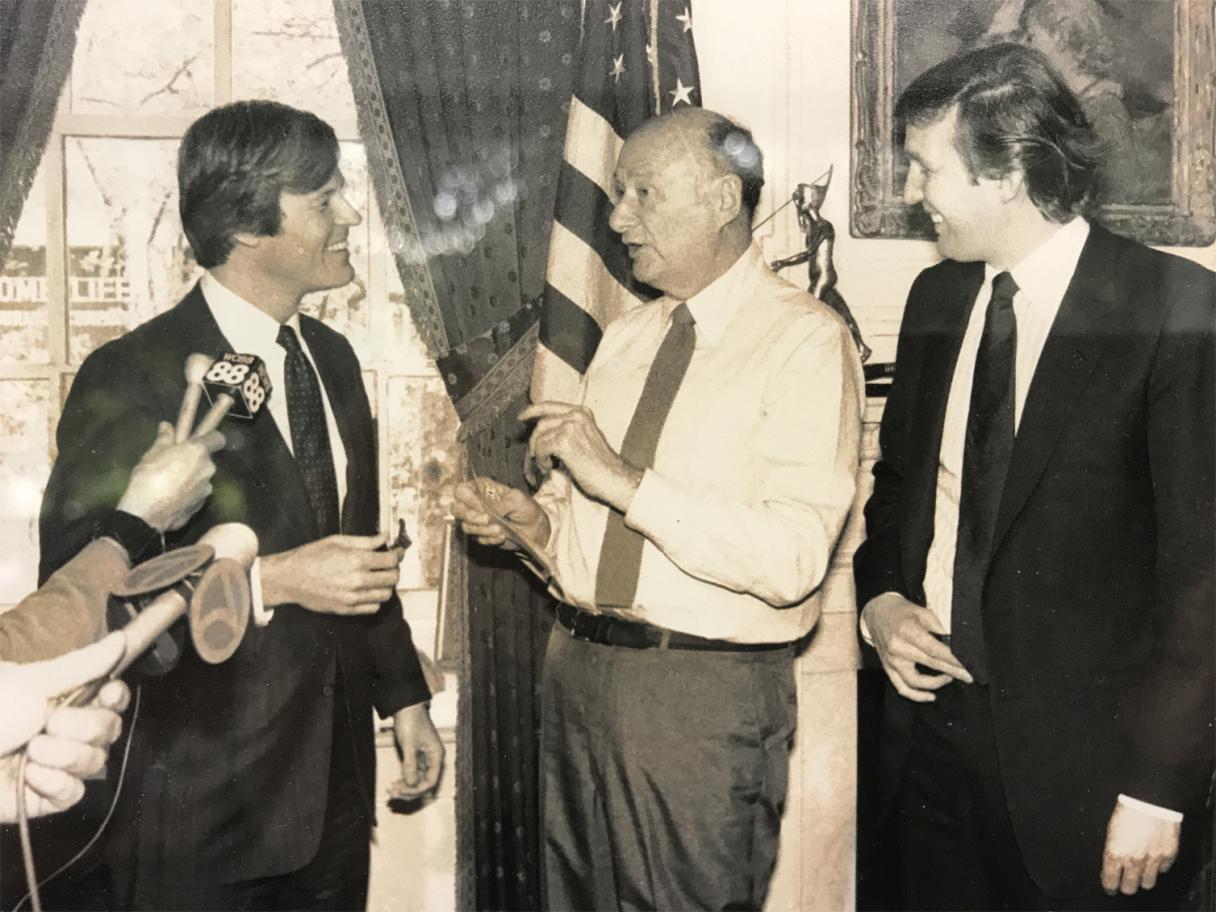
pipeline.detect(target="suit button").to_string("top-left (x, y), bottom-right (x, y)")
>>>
top-left (322, 684), bottom-right (335, 697)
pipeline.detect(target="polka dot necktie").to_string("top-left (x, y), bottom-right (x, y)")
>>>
top-left (595, 302), bottom-right (696, 610)
top-left (277, 324), bottom-right (340, 537)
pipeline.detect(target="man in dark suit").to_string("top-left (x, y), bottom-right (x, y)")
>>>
top-left (38, 100), bottom-right (443, 910)
top-left (854, 44), bottom-right (1214, 910)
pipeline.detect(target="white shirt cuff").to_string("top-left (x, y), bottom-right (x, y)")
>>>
top-left (248, 557), bottom-right (275, 627)
top-left (1118, 794), bottom-right (1183, 823)
top-left (621, 468), bottom-right (668, 536)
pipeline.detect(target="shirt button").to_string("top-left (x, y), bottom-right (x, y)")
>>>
top-left (322, 684), bottom-right (335, 697)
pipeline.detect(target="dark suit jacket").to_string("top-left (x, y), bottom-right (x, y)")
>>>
top-left (38, 284), bottom-right (431, 886)
top-left (853, 224), bottom-right (1215, 896)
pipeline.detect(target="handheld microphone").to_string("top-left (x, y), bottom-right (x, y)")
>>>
top-left (111, 524), bottom-right (258, 676)
top-left (59, 524), bottom-right (259, 708)
top-left (194, 353), bottom-right (272, 436)
top-left (175, 353), bottom-right (216, 442)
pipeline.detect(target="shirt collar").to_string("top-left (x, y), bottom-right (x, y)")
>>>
top-left (200, 271), bottom-right (302, 353)
top-left (675, 243), bottom-right (764, 345)
top-left (987, 217), bottom-right (1090, 312)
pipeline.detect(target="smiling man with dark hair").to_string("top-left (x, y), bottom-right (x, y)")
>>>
top-left (39, 100), bottom-right (442, 911)
top-left (855, 43), bottom-right (1214, 910)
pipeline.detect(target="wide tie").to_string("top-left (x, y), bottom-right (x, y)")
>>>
top-left (277, 324), bottom-right (341, 537)
top-left (595, 303), bottom-right (696, 610)
top-left (951, 271), bottom-right (1018, 685)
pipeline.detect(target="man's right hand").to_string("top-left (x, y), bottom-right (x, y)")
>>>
top-left (861, 591), bottom-right (973, 701)
top-left (116, 420), bottom-right (225, 532)
top-left (260, 533), bottom-right (404, 616)
top-left (448, 478), bottom-right (550, 550)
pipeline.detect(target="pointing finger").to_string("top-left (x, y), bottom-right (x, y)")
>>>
top-left (519, 402), bottom-right (578, 422)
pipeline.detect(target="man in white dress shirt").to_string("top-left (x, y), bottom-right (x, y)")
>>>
top-left (853, 44), bottom-right (1214, 910)
top-left (453, 107), bottom-right (863, 910)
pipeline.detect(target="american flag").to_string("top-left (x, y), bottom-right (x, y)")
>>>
top-left (531, 0), bottom-right (702, 404)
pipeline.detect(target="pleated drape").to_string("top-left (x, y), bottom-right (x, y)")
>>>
top-left (0, 0), bottom-right (86, 265)
top-left (334, 2), bottom-right (579, 907)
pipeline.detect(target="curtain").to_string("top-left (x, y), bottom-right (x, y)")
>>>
top-left (0, 0), bottom-right (86, 265)
top-left (333, 2), bottom-right (579, 907)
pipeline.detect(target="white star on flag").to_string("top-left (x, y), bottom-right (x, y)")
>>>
top-left (609, 54), bottom-right (625, 83)
top-left (535, 0), bottom-right (704, 407)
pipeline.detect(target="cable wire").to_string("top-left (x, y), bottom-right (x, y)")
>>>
top-left (12, 685), bottom-right (141, 912)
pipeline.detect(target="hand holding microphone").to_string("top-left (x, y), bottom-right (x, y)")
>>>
top-left (119, 352), bottom-right (272, 533)
top-left (116, 421), bottom-right (225, 533)
top-left (0, 633), bottom-right (130, 822)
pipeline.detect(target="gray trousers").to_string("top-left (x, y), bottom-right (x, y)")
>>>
top-left (540, 623), bottom-right (797, 911)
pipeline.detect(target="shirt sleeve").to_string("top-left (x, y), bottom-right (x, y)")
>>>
top-left (1117, 794), bottom-right (1183, 823)
top-left (0, 539), bottom-right (130, 663)
top-left (248, 558), bottom-right (274, 627)
top-left (624, 316), bottom-right (862, 607)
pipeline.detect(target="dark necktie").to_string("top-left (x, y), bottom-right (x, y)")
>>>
top-left (277, 324), bottom-right (340, 537)
top-left (951, 271), bottom-right (1018, 685)
top-left (595, 303), bottom-right (696, 610)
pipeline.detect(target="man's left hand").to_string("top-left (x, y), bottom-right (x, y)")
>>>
top-left (390, 703), bottom-right (444, 801)
top-left (1100, 800), bottom-right (1181, 896)
top-left (519, 402), bottom-right (641, 512)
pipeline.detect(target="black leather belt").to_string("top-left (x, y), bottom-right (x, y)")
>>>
top-left (555, 603), bottom-right (790, 653)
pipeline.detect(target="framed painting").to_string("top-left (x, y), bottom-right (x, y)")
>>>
top-left (850, 0), bottom-right (1216, 246)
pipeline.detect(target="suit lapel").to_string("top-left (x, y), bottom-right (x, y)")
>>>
top-left (991, 229), bottom-right (1119, 551)
top-left (903, 263), bottom-right (984, 592)
top-left (178, 286), bottom-right (319, 542)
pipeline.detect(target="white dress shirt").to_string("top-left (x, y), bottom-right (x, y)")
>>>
top-left (200, 272), bottom-right (348, 625)
top-left (921, 217), bottom-right (1090, 629)
top-left (534, 244), bottom-right (864, 644)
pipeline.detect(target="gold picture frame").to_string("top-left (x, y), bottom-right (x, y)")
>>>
top-left (850, 0), bottom-right (1216, 246)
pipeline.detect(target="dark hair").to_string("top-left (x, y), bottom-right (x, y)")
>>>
top-left (894, 43), bottom-right (1101, 222)
top-left (705, 115), bottom-right (765, 218)
top-left (178, 100), bottom-right (340, 268)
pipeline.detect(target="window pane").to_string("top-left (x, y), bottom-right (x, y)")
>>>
top-left (71, 0), bottom-right (213, 116)
top-left (0, 379), bottom-right (53, 604)
top-left (386, 376), bottom-right (463, 591)
top-left (386, 228), bottom-right (442, 376)
top-left (231, 0), bottom-right (356, 121)
top-left (300, 143), bottom-right (372, 350)
top-left (65, 138), bottom-right (199, 364)
top-left (0, 160), bottom-right (50, 362)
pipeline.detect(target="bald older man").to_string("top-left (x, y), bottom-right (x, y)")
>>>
top-left (452, 108), bottom-right (863, 909)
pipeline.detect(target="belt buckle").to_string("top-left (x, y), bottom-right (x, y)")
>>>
top-left (592, 613), bottom-right (614, 645)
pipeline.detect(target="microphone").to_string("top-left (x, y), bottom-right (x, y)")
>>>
top-left (175, 353), bottom-right (216, 442)
top-left (112, 524), bottom-right (258, 676)
top-left (59, 524), bottom-right (259, 707)
top-left (194, 353), bottom-right (272, 436)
